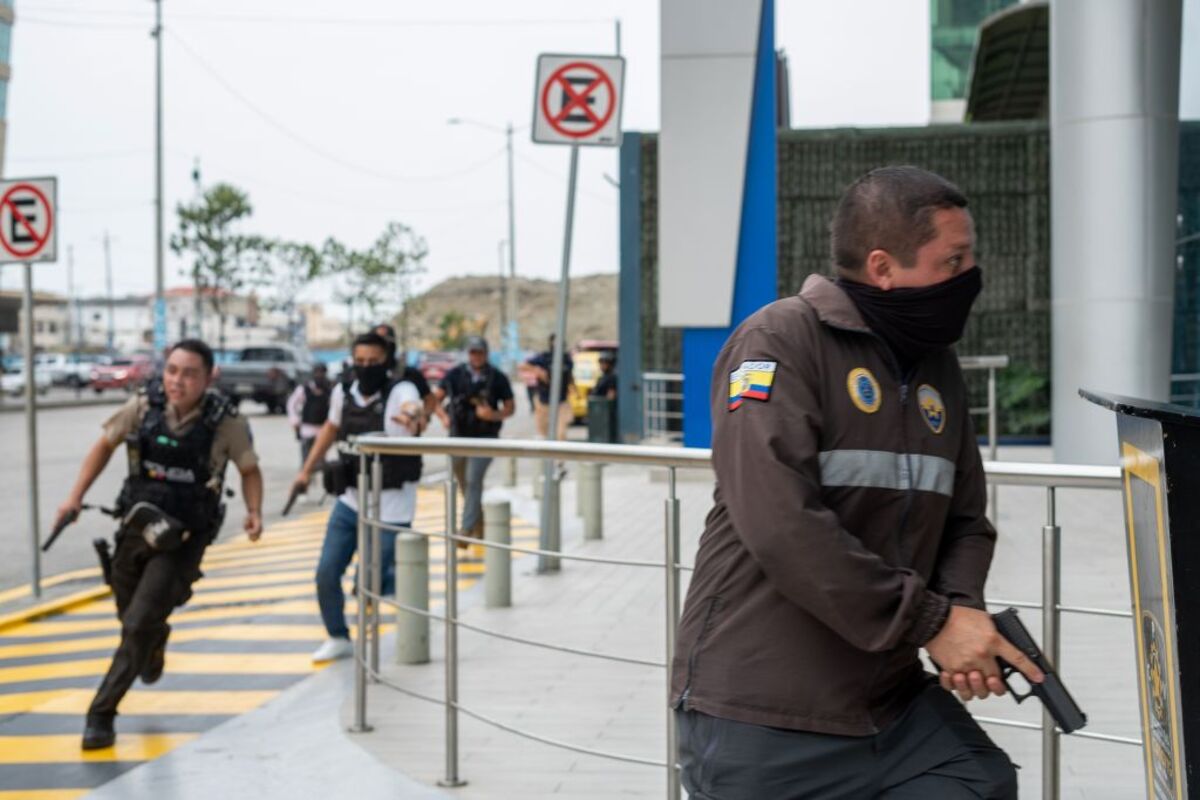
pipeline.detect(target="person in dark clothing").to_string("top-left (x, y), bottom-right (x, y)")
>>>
top-left (672, 167), bottom-right (1043, 799)
top-left (590, 351), bottom-right (617, 400)
top-left (519, 334), bottom-right (574, 440)
top-left (434, 336), bottom-right (515, 544)
top-left (372, 322), bottom-right (436, 418)
top-left (52, 339), bottom-right (263, 751)
top-left (286, 363), bottom-right (331, 467)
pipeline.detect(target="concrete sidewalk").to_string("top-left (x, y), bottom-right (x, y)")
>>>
top-left (338, 448), bottom-right (1145, 799)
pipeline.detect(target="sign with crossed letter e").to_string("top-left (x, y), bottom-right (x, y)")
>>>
top-left (0, 177), bottom-right (57, 264)
top-left (532, 54), bottom-right (625, 147)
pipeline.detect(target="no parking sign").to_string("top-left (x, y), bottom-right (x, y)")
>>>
top-left (532, 54), bottom-right (625, 147)
top-left (0, 177), bottom-right (57, 264)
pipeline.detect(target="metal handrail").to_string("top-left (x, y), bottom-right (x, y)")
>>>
top-left (349, 436), bottom-right (1131, 800)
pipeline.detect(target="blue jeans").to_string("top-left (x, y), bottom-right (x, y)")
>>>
top-left (315, 499), bottom-right (408, 639)
top-left (451, 455), bottom-right (493, 533)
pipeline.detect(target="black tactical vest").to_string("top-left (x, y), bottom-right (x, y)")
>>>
top-left (337, 380), bottom-right (422, 489)
top-left (301, 380), bottom-right (332, 426)
top-left (118, 382), bottom-right (232, 537)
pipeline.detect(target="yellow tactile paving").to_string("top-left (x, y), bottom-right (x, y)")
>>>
top-left (0, 689), bottom-right (278, 715)
top-left (0, 733), bottom-right (196, 763)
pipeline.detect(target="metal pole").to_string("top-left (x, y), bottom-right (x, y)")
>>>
top-left (369, 455), bottom-right (383, 681)
top-left (615, 18), bottom-right (622, 55)
top-left (439, 473), bottom-right (467, 787)
top-left (988, 366), bottom-right (999, 521)
top-left (65, 245), bottom-right (74, 351)
top-left (497, 239), bottom-right (507, 366)
top-left (103, 232), bottom-right (114, 352)
top-left (505, 121), bottom-right (518, 369)
top-left (664, 466), bottom-right (681, 800)
top-left (349, 453), bottom-right (372, 733)
top-left (484, 501), bottom-right (511, 608)
top-left (539, 143), bottom-right (579, 573)
top-left (152, 0), bottom-right (166, 354)
top-left (1042, 486), bottom-right (1061, 800)
top-left (23, 264), bottom-right (41, 599)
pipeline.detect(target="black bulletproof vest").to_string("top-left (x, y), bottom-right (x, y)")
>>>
top-left (301, 381), bottom-right (332, 425)
top-left (119, 384), bottom-right (231, 536)
top-left (337, 381), bottom-right (422, 489)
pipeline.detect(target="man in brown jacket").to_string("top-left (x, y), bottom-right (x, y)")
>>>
top-left (671, 167), bottom-right (1045, 799)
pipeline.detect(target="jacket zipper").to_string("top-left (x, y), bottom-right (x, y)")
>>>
top-left (676, 595), bottom-right (721, 711)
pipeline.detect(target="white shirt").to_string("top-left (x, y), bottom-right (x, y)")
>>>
top-left (327, 379), bottom-right (420, 523)
top-left (286, 383), bottom-right (324, 440)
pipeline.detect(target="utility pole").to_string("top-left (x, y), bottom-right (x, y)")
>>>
top-left (504, 121), bottom-right (518, 369)
top-left (103, 232), bottom-right (115, 352)
top-left (497, 239), bottom-right (508, 348)
top-left (152, 0), bottom-right (166, 354)
top-left (65, 245), bottom-right (75, 351)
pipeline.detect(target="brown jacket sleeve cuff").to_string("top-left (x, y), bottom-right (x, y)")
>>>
top-left (905, 591), bottom-right (952, 646)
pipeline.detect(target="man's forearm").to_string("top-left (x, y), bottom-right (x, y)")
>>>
top-left (301, 423), bottom-right (339, 475)
top-left (240, 466), bottom-right (263, 513)
top-left (69, 438), bottom-right (117, 503)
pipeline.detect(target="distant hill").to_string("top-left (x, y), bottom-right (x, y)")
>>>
top-left (393, 273), bottom-right (618, 352)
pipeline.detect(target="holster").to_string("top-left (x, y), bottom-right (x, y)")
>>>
top-left (93, 538), bottom-right (113, 585)
top-left (322, 461), bottom-right (349, 496)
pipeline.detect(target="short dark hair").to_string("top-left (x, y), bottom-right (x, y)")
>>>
top-left (167, 339), bottom-right (214, 373)
top-left (352, 332), bottom-right (390, 354)
top-left (830, 166), bottom-right (969, 273)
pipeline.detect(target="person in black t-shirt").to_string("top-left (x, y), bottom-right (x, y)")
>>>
top-left (434, 336), bottom-right (515, 543)
top-left (519, 334), bottom-right (574, 441)
top-left (372, 322), bottom-right (436, 417)
top-left (590, 351), bottom-right (617, 401)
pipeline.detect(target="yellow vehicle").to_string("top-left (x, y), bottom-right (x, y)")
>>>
top-left (568, 340), bottom-right (618, 422)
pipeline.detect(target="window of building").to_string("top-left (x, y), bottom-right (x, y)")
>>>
top-left (930, 0), bottom-right (1017, 101)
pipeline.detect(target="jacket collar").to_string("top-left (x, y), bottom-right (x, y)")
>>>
top-left (799, 274), bottom-right (871, 334)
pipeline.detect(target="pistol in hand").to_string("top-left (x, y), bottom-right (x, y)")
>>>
top-left (992, 607), bottom-right (1088, 733)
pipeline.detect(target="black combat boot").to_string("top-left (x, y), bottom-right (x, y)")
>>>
top-left (81, 712), bottom-right (116, 750)
top-left (140, 625), bottom-right (169, 685)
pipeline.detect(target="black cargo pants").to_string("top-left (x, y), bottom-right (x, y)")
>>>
top-left (87, 529), bottom-right (209, 717)
top-left (677, 683), bottom-right (1018, 799)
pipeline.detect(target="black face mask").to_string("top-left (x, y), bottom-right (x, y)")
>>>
top-left (837, 267), bottom-right (982, 372)
top-left (355, 363), bottom-right (390, 397)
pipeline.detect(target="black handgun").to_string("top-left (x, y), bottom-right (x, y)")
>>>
top-left (992, 607), bottom-right (1088, 733)
top-left (41, 508), bottom-right (79, 552)
top-left (93, 538), bottom-right (113, 585)
top-left (282, 482), bottom-right (304, 517)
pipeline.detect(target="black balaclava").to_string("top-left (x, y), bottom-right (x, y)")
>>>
top-left (356, 363), bottom-right (390, 397)
top-left (837, 266), bottom-right (982, 373)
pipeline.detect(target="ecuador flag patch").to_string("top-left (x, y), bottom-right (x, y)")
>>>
top-left (728, 361), bottom-right (777, 411)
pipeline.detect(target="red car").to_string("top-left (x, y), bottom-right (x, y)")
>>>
top-left (91, 355), bottom-right (154, 393)
top-left (417, 351), bottom-right (461, 386)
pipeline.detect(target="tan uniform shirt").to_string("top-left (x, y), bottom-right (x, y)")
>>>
top-left (102, 394), bottom-right (258, 477)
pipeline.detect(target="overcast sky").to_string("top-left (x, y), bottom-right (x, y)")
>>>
top-left (1, 0), bottom-right (1196, 314)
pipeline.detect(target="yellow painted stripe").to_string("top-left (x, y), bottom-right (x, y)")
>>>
top-left (201, 546), bottom-right (322, 571)
top-left (0, 688), bottom-right (277, 715)
top-left (0, 623), bottom-right (348, 660)
top-left (0, 587), bottom-right (112, 635)
top-left (0, 652), bottom-right (321, 684)
top-left (187, 570), bottom-right (313, 590)
top-left (0, 790), bottom-right (89, 799)
top-left (201, 553), bottom-right (323, 576)
top-left (0, 733), bottom-right (196, 764)
top-left (0, 566), bottom-right (101, 605)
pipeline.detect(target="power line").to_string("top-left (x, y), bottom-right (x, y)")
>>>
top-left (167, 30), bottom-right (508, 185)
top-left (8, 148), bottom-right (152, 163)
top-left (19, 15), bottom-right (147, 31)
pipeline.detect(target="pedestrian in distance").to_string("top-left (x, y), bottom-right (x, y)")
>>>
top-left (433, 336), bottom-right (515, 547)
top-left (52, 339), bottom-right (264, 751)
top-left (292, 331), bottom-right (426, 663)
top-left (372, 321), bottom-right (438, 419)
top-left (286, 362), bottom-right (332, 471)
top-left (590, 350), bottom-right (618, 401)
top-left (672, 167), bottom-right (1044, 799)
top-left (520, 333), bottom-right (574, 441)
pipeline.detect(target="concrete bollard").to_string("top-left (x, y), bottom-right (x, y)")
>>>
top-left (505, 457), bottom-right (518, 487)
top-left (395, 532), bottom-right (430, 665)
top-left (484, 501), bottom-right (512, 608)
top-left (579, 462), bottom-right (603, 540)
top-left (533, 467), bottom-right (543, 499)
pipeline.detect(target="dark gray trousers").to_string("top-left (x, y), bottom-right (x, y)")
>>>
top-left (677, 684), bottom-right (1018, 799)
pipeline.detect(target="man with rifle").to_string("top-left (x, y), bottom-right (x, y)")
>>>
top-left (50, 339), bottom-right (263, 751)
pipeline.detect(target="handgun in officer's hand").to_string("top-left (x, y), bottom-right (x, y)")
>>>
top-left (992, 607), bottom-right (1088, 733)
top-left (42, 508), bottom-right (80, 552)
top-left (282, 481), bottom-right (305, 517)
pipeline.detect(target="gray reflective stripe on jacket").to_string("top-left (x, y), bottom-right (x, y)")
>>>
top-left (819, 450), bottom-right (956, 497)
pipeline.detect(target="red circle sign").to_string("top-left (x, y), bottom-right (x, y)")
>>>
top-left (540, 62), bottom-right (617, 139)
top-left (0, 183), bottom-right (53, 260)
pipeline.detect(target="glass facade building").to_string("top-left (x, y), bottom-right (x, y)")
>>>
top-left (931, 0), bottom-right (1017, 102)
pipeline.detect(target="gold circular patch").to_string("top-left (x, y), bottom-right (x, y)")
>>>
top-left (847, 368), bottom-right (881, 414)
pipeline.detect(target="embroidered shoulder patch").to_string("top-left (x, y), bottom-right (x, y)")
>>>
top-left (918, 384), bottom-right (946, 434)
top-left (728, 361), bottom-right (777, 411)
top-left (847, 367), bottom-right (881, 414)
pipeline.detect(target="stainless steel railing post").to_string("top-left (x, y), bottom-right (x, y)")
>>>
top-left (664, 466), bottom-right (682, 800)
top-left (349, 452), bottom-right (372, 733)
top-left (1042, 486), bottom-right (1061, 800)
top-left (988, 366), bottom-right (999, 521)
top-left (369, 454), bottom-right (383, 682)
top-left (439, 472), bottom-right (467, 787)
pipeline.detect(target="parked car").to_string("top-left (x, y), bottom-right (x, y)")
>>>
top-left (1, 361), bottom-right (52, 397)
top-left (90, 355), bottom-right (154, 394)
top-left (36, 353), bottom-right (106, 388)
top-left (215, 344), bottom-right (315, 413)
top-left (416, 351), bottom-right (460, 386)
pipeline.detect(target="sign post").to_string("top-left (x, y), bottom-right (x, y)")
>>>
top-left (1083, 389), bottom-right (1200, 800)
top-left (0, 177), bottom-right (58, 599)
top-left (531, 54), bottom-right (624, 573)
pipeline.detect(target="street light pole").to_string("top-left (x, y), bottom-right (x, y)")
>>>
top-left (504, 121), bottom-right (518, 369)
top-left (103, 231), bottom-right (115, 352)
top-left (152, 0), bottom-right (166, 354)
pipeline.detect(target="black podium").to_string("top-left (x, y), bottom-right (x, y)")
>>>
top-left (1082, 390), bottom-right (1200, 800)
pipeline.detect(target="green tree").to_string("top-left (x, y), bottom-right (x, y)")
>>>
top-left (325, 222), bottom-right (428, 346)
top-left (437, 311), bottom-right (467, 350)
top-left (260, 241), bottom-right (324, 345)
top-left (171, 183), bottom-right (269, 353)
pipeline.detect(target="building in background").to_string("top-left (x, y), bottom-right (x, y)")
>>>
top-left (930, 0), bottom-right (1017, 122)
top-left (0, 291), bottom-right (69, 352)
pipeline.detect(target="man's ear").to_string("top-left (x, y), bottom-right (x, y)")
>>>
top-left (209, 365), bottom-right (221, 387)
top-left (864, 249), bottom-right (895, 291)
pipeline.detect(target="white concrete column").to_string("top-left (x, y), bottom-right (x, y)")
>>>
top-left (1051, 0), bottom-right (1183, 464)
